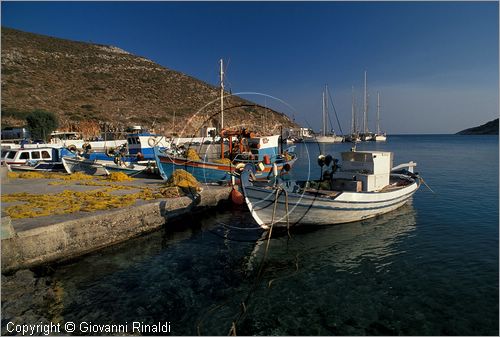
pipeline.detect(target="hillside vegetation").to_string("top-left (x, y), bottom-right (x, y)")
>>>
top-left (1, 27), bottom-right (298, 138)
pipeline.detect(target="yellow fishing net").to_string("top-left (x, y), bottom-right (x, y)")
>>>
top-left (164, 169), bottom-right (200, 190)
top-left (107, 172), bottom-right (133, 182)
top-left (185, 148), bottom-right (201, 161)
top-left (212, 158), bottom-right (232, 165)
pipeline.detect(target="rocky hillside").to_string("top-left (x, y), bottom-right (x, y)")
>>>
top-left (457, 118), bottom-right (498, 135)
top-left (1, 27), bottom-right (298, 138)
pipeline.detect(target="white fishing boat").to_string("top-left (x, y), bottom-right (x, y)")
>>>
top-left (239, 150), bottom-right (420, 229)
top-left (62, 156), bottom-right (110, 176)
top-left (1, 147), bottom-right (78, 172)
top-left (62, 156), bottom-right (156, 177)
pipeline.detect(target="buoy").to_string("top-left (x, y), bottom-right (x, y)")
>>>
top-left (263, 155), bottom-right (271, 165)
top-left (231, 187), bottom-right (245, 205)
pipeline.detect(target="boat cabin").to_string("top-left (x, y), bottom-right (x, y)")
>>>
top-left (247, 135), bottom-right (281, 161)
top-left (1, 147), bottom-right (75, 166)
top-left (332, 151), bottom-right (393, 192)
top-left (126, 132), bottom-right (170, 159)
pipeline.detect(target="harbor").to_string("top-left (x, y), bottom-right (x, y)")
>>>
top-left (1, 135), bottom-right (498, 335)
top-left (1, 2), bottom-right (499, 336)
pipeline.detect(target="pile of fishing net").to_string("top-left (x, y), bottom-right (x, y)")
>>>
top-left (185, 148), bottom-right (201, 161)
top-left (107, 172), bottom-right (133, 182)
top-left (212, 158), bottom-right (232, 165)
top-left (164, 169), bottom-right (201, 194)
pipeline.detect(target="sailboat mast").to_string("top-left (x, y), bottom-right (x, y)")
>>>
top-left (322, 90), bottom-right (326, 137)
top-left (363, 70), bottom-right (368, 134)
top-left (351, 86), bottom-right (355, 134)
top-left (323, 84), bottom-right (328, 136)
top-left (377, 91), bottom-right (381, 135)
top-left (220, 59), bottom-right (224, 131)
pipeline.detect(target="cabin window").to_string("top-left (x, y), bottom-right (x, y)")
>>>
top-left (42, 151), bottom-right (51, 159)
top-left (127, 138), bottom-right (132, 144)
top-left (136, 137), bottom-right (140, 144)
top-left (7, 151), bottom-right (16, 159)
top-left (32, 152), bottom-right (41, 159)
top-left (19, 152), bottom-right (29, 160)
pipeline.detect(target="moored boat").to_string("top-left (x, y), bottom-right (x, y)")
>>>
top-left (239, 150), bottom-right (420, 229)
top-left (61, 155), bottom-right (157, 177)
top-left (1, 147), bottom-right (77, 172)
top-left (154, 130), bottom-right (297, 183)
top-left (62, 156), bottom-right (110, 176)
top-left (372, 92), bottom-right (387, 142)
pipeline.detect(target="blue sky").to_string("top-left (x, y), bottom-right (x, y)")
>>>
top-left (2, 1), bottom-right (498, 134)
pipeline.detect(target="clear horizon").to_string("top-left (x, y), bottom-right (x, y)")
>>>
top-left (2, 1), bottom-right (499, 134)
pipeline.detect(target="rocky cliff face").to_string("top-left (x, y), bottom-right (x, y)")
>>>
top-left (1, 27), bottom-right (298, 138)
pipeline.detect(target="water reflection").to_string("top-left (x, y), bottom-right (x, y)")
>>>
top-left (247, 202), bottom-right (417, 273)
top-left (256, 204), bottom-right (416, 270)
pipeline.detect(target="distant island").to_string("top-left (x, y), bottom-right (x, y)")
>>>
top-left (457, 118), bottom-right (499, 135)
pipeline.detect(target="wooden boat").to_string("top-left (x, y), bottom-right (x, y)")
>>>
top-left (6, 161), bottom-right (65, 173)
top-left (239, 150), bottom-right (420, 229)
top-left (62, 156), bottom-right (157, 177)
top-left (62, 157), bottom-right (110, 176)
top-left (1, 147), bottom-right (77, 172)
top-left (154, 131), bottom-right (297, 183)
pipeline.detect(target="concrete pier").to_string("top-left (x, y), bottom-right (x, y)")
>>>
top-left (1, 177), bottom-right (231, 273)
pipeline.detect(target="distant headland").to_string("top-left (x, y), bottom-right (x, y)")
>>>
top-left (456, 118), bottom-right (499, 135)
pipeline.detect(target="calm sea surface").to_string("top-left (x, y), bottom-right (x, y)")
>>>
top-left (47, 135), bottom-right (498, 335)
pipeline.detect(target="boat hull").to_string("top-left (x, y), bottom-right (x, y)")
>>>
top-left (62, 157), bottom-right (110, 176)
top-left (154, 147), bottom-right (296, 182)
top-left (7, 162), bottom-right (65, 172)
top-left (302, 135), bottom-right (344, 143)
top-left (242, 179), bottom-right (419, 228)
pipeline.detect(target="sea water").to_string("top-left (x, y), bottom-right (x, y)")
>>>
top-left (44, 135), bottom-right (498, 335)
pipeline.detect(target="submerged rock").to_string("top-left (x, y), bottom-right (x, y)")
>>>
top-left (1, 269), bottom-right (61, 336)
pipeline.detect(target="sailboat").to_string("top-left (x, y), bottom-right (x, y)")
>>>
top-left (304, 85), bottom-right (344, 143)
top-left (345, 86), bottom-right (361, 143)
top-left (373, 91), bottom-right (387, 141)
top-left (360, 71), bottom-right (374, 141)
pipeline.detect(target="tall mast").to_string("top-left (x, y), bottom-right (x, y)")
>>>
top-left (322, 90), bottom-right (325, 136)
top-left (351, 86), bottom-right (355, 134)
top-left (220, 59), bottom-right (224, 130)
top-left (363, 70), bottom-right (368, 134)
top-left (325, 84), bottom-right (329, 136)
top-left (377, 91), bottom-right (381, 135)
